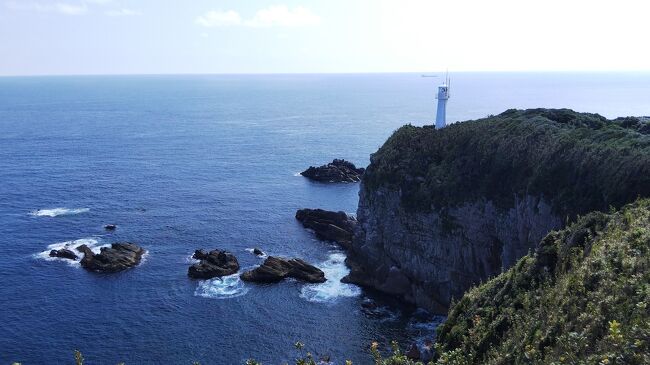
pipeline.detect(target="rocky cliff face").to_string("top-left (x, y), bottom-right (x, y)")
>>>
top-left (346, 187), bottom-right (561, 312)
top-left (345, 109), bottom-right (650, 312)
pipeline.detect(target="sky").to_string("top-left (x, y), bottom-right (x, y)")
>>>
top-left (1, 0), bottom-right (649, 75)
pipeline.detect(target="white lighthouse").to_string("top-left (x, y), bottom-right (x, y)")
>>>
top-left (435, 76), bottom-right (450, 129)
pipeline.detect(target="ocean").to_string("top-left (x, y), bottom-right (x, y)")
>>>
top-left (1, 72), bottom-right (648, 364)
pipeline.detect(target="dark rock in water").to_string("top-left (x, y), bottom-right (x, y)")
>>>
top-left (360, 298), bottom-right (378, 310)
top-left (192, 249), bottom-right (209, 260)
top-left (104, 224), bottom-right (117, 231)
top-left (49, 249), bottom-right (78, 260)
top-left (295, 208), bottom-right (356, 249)
top-left (405, 343), bottom-right (421, 360)
top-left (252, 248), bottom-right (264, 256)
top-left (77, 242), bottom-right (144, 272)
top-left (188, 249), bottom-right (239, 279)
top-left (300, 159), bottom-right (365, 183)
top-left (240, 256), bottom-right (325, 283)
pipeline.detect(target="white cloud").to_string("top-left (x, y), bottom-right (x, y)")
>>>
top-left (195, 10), bottom-right (242, 27)
top-left (245, 5), bottom-right (320, 27)
top-left (195, 5), bottom-right (320, 28)
top-left (105, 8), bottom-right (140, 16)
top-left (55, 2), bottom-right (87, 15)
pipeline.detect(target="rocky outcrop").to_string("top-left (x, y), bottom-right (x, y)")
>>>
top-left (295, 208), bottom-right (356, 249)
top-left (252, 248), bottom-right (264, 256)
top-left (346, 188), bottom-right (561, 312)
top-left (188, 249), bottom-right (240, 279)
top-left (300, 159), bottom-right (365, 183)
top-left (345, 109), bottom-right (650, 312)
top-left (49, 249), bottom-right (78, 260)
top-left (78, 242), bottom-right (144, 272)
top-left (240, 256), bottom-right (325, 283)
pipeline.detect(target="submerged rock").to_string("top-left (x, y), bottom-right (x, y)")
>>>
top-left (49, 249), bottom-right (78, 260)
top-left (240, 256), bottom-right (325, 283)
top-left (295, 208), bottom-right (356, 249)
top-left (77, 242), bottom-right (144, 272)
top-left (188, 249), bottom-right (240, 279)
top-left (104, 224), bottom-right (117, 231)
top-left (300, 159), bottom-right (365, 183)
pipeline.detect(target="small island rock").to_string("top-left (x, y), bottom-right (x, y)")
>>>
top-left (300, 159), bottom-right (365, 183)
top-left (104, 224), bottom-right (117, 231)
top-left (295, 208), bottom-right (356, 249)
top-left (77, 242), bottom-right (144, 272)
top-left (188, 249), bottom-right (240, 279)
top-left (252, 248), bottom-right (265, 256)
top-left (49, 249), bottom-right (78, 260)
top-left (240, 256), bottom-right (325, 283)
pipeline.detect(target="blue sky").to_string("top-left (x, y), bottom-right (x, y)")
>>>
top-left (1, 0), bottom-right (649, 75)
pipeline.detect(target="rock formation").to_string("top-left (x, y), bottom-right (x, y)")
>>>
top-left (49, 249), bottom-right (78, 260)
top-left (345, 109), bottom-right (650, 312)
top-left (77, 242), bottom-right (144, 272)
top-left (188, 249), bottom-right (240, 279)
top-left (295, 208), bottom-right (356, 249)
top-left (300, 159), bottom-right (365, 183)
top-left (240, 256), bottom-right (325, 283)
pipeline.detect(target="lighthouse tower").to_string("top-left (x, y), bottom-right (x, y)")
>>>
top-left (435, 76), bottom-right (450, 129)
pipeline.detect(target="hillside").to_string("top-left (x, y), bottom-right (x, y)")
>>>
top-left (434, 199), bottom-right (650, 365)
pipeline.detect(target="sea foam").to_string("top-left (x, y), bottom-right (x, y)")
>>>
top-left (30, 207), bottom-right (90, 217)
top-left (34, 237), bottom-right (108, 267)
top-left (194, 274), bottom-right (249, 299)
top-left (300, 252), bottom-right (361, 303)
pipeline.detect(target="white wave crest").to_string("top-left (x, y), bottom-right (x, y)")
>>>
top-left (300, 252), bottom-right (361, 303)
top-left (245, 248), bottom-right (268, 259)
top-left (34, 237), bottom-right (108, 267)
top-left (194, 274), bottom-right (249, 299)
top-left (30, 207), bottom-right (90, 217)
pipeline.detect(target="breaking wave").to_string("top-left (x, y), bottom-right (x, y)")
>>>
top-left (30, 207), bottom-right (90, 217)
top-left (194, 274), bottom-right (249, 299)
top-left (300, 252), bottom-right (361, 303)
top-left (34, 237), bottom-right (107, 267)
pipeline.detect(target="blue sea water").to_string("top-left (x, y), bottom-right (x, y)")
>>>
top-left (0, 73), bottom-right (649, 364)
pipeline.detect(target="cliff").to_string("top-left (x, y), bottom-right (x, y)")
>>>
top-left (435, 199), bottom-right (650, 364)
top-left (345, 109), bottom-right (650, 312)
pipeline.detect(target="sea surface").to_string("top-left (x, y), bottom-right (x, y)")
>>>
top-left (1, 72), bottom-right (649, 364)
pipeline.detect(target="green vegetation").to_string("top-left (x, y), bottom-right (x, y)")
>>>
top-left (434, 199), bottom-right (650, 364)
top-left (363, 109), bottom-right (650, 216)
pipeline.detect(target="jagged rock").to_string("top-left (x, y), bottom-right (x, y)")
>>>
top-left (300, 159), bottom-right (365, 183)
top-left (77, 242), bottom-right (144, 272)
top-left (104, 224), bottom-right (117, 231)
top-left (188, 249), bottom-right (239, 279)
top-left (192, 249), bottom-right (209, 260)
top-left (240, 256), bottom-right (325, 283)
top-left (252, 248), bottom-right (264, 256)
top-left (49, 249), bottom-right (78, 260)
top-left (295, 208), bottom-right (356, 249)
